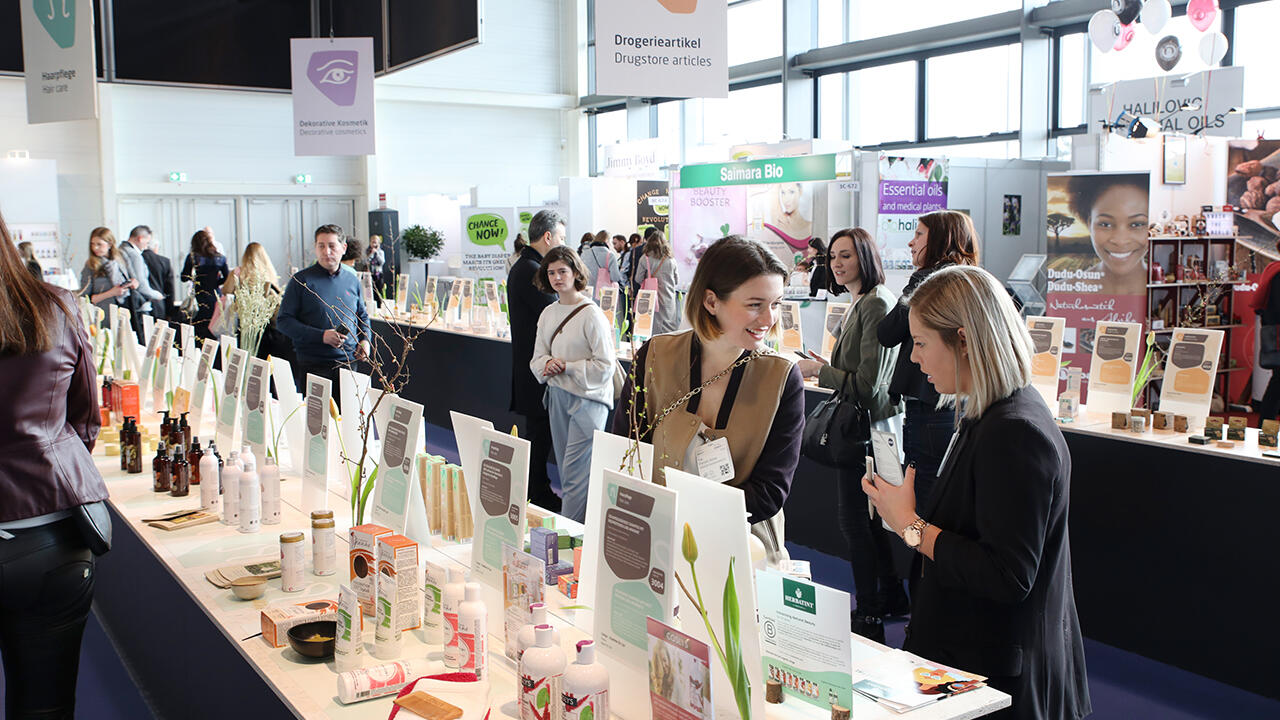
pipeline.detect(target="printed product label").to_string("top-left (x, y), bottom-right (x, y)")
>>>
top-left (443, 611), bottom-right (460, 663)
top-left (520, 673), bottom-right (560, 720)
top-left (353, 662), bottom-right (407, 701)
top-left (563, 689), bottom-right (608, 720)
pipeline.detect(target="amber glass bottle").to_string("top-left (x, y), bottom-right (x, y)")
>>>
top-left (170, 444), bottom-right (190, 497)
top-left (188, 438), bottom-right (203, 486)
top-left (152, 441), bottom-right (171, 493)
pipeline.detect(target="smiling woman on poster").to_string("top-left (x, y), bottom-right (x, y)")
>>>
top-left (764, 182), bottom-right (813, 254)
top-left (1068, 174), bottom-right (1150, 296)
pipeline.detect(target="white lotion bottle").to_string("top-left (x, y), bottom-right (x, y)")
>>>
top-left (515, 603), bottom-right (559, 662)
top-left (238, 453), bottom-right (261, 534)
top-left (562, 639), bottom-right (609, 720)
top-left (518, 624), bottom-right (566, 720)
top-left (199, 451), bottom-right (220, 513)
top-left (222, 450), bottom-right (241, 526)
top-left (336, 658), bottom-right (429, 704)
top-left (260, 455), bottom-right (281, 524)
top-left (441, 568), bottom-right (466, 668)
top-left (456, 582), bottom-right (487, 680)
top-left (335, 584), bottom-right (365, 673)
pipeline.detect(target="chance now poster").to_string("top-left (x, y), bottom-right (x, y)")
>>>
top-left (20, 0), bottom-right (99, 123)
top-left (290, 37), bottom-right (376, 156)
top-left (594, 0), bottom-right (728, 99)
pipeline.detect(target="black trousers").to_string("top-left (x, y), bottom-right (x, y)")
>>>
top-left (0, 518), bottom-right (96, 720)
top-left (1260, 370), bottom-right (1280, 422)
top-left (523, 411), bottom-right (561, 513)
top-left (292, 358), bottom-right (371, 413)
top-left (837, 464), bottom-right (897, 613)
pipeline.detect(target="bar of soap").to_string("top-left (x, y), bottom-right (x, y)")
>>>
top-left (392, 691), bottom-right (462, 720)
top-left (766, 679), bottom-right (783, 703)
top-left (1216, 440), bottom-right (1236, 449)
top-left (831, 704), bottom-right (850, 720)
top-left (105, 443), bottom-right (120, 456)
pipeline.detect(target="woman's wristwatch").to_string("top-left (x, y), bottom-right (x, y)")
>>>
top-left (902, 516), bottom-right (929, 550)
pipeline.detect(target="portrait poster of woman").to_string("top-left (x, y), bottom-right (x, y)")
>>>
top-left (1045, 172), bottom-right (1150, 401)
top-left (748, 181), bottom-right (821, 270)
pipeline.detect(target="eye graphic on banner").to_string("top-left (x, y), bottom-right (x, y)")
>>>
top-left (36, 0), bottom-right (76, 48)
top-left (307, 51), bottom-right (359, 106)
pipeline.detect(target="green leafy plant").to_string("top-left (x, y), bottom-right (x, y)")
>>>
top-left (676, 523), bottom-right (751, 719)
top-left (1132, 331), bottom-right (1165, 408)
top-left (402, 225), bottom-right (445, 261)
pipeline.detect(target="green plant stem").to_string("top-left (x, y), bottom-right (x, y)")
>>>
top-left (687, 563), bottom-right (731, 674)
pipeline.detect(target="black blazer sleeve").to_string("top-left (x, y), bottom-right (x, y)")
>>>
top-left (740, 364), bottom-right (805, 524)
top-left (931, 417), bottom-right (1060, 604)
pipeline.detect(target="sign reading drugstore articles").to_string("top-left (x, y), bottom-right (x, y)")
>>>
top-left (290, 37), bottom-right (376, 156)
top-left (594, 0), bottom-right (727, 99)
top-left (20, 0), bottom-right (98, 123)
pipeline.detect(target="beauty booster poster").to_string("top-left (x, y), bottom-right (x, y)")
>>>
top-left (1046, 172), bottom-right (1150, 403)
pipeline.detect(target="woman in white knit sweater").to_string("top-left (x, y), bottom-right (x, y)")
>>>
top-left (529, 247), bottom-right (618, 522)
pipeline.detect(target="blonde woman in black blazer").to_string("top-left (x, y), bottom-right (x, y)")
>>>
top-left (863, 265), bottom-right (1091, 720)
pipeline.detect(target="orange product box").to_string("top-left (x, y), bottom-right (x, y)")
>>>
top-left (558, 574), bottom-right (578, 599)
top-left (111, 380), bottom-right (140, 423)
top-left (350, 524), bottom-right (393, 616)
top-left (573, 546), bottom-right (582, 579)
top-left (260, 598), bottom-right (338, 647)
top-left (377, 534), bottom-right (421, 632)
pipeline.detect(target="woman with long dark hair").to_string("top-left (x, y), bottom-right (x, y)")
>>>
top-left (181, 228), bottom-right (229, 339)
top-left (0, 209), bottom-right (109, 718)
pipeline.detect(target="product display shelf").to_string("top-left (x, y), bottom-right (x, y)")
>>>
top-left (92, 417), bottom-right (1010, 720)
top-left (1057, 407), bottom-right (1280, 466)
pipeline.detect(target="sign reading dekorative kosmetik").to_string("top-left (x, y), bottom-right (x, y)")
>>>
top-left (595, 0), bottom-right (727, 99)
top-left (290, 37), bottom-right (376, 156)
top-left (20, 0), bottom-right (99, 123)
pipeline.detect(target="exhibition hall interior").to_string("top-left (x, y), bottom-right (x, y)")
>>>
top-left (4, 0), bottom-right (1280, 719)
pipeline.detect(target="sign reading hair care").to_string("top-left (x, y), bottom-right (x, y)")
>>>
top-left (757, 570), bottom-right (854, 711)
top-left (594, 0), bottom-right (727, 99)
top-left (1158, 328), bottom-right (1224, 429)
top-left (459, 207), bottom-right (518, 282)
top-left (1025, 316), bottom-right (1066, 411)
top-left (1085, 321), bottom-right (1142, 418)
top-left (217, 348), bottom-right (248, 449)
top-left (877, 155), bottom-right (949, 272)
top-left (289, 37), bottom-right (376, 156)
top-left (302, 374), bottom-right (334, 515)
top-left (19, 0), bottom-right (99, 123)
top-left (372, 397), bottom-right (428, 539)
top-left (1088, 67), bottom-right (1243, 138)
top-left (470, 427), bottom-right (530, 589)
top-left (591, 468), bottom-right (678, 677)
top-left (243, 358), bottom-right (271, 462)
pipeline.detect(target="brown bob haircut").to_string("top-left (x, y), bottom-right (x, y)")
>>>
top-left (915, 210), bottom-right (980, 269)
top-left (684, 235), bottom-right (788, 343)
top-left (826, 227), bottom-right (885, 296)
top-left (534, 246), bottom-right (590, 293)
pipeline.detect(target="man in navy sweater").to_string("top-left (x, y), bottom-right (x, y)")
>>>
top-left (278, 224), bottom-right (371, 403)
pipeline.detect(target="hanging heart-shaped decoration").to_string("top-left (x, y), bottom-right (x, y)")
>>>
top-left (1089, 10), bottom-right (1121, 53)
top-left (1141, 0), bottom-right (1172, 34)
top-left (1199, 32), bottom-right (1228, 65)
top-left (1112, 0), bottom-right (1142, 25)
top-left (1187, 0), bottom-right (1218, 32)
top-left (1113, 23), bottom-right (1137, 51)
top-left (1155, 35), bottom-right (1181, 71)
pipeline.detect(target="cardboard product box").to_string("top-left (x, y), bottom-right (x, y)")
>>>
top-left (530, 527), bottom-right (558, 569)
top-left (417, 454), bottom-right (446, 535)
top-left (1111, 412), bottom-right (1129, 430)
top-left (261, 598), bottom-right (339, 647)
top-left (558, 574), bottom-right (578, 599)
top-left (350, 524), bottom-right (393, 616)
top-left (1152, 411), bottom-right (1174, 431)
top-left (1227, 416), bottom-right (1247, 441)
top-left (573, 546), bottom-right (582, 579)
top-left (111, 380), bottom-right (141, 423)
top-left (546, 560), bottom-right (574, 585)
top-left (1260, 420), bottom-right (1279, 448)
top-left (454, 466), bottom-right (474, 540)
top-left (1204, 417), bottom-right (1224, 440)
top-left (441, 466), bottom-right (457, 541)
top-left (377, 534), bottom-right (420, 632)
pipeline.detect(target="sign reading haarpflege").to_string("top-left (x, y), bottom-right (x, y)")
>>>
top-left (594, 0), bottom-right (728, 99)
top-left (20, 0), bottom-right (98, 124)
top-left (290, 37), bottom-right (376, 156)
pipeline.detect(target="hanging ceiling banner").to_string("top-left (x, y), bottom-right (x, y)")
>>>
top-left (594, 0), bottom-right (728, 99)
top-left (1087, 66), bottom-right (1244, 138)
top-left (290, 37), bottom-right (376, 156)
top-left (20, 0), bottom-right (99, 124)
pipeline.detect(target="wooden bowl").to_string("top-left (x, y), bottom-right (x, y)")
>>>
top-left (230, 576), bottom-right (267, 600)
top-left (287, 620), bottom-right (337, 659)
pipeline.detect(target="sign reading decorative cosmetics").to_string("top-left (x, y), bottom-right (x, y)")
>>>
top-left (289, 37), bottom-right (376, 156)
top-left (756, 570), bottom-right (854, 711)
top-left (302, 374), bottom-right (334, 515)
top-left (594, 0), bottom-right (727, 99)
top-left (680, 154), bottom-right (838, 189)
top-left (1158, 328), bottom-right (1224, 429)
top-left (1025, 316), bottom-right (1066, 411)
top-left (1088, 67), bottom-right (1244, 138)
top-left (591, 469), bottom-right (678, 675)
top-left (470, 427), bottom-right (530, 588)
top-left (19, 0), bottom-right (98, 123)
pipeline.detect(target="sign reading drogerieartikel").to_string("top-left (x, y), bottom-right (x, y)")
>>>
top-left (680, 154), bottom-right (838, 189)
top-left (290, 37), bottom-right (376, 156)
top-left (595, 0), bottom-right (727, 99)
top-left (20, 0), bottom-right (99, 124)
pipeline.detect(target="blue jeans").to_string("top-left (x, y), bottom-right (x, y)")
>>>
top-left (544, 386), bottom-right (610, 523)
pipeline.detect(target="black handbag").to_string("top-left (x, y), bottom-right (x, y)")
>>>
top-left (73, 501), bottom-right (113, 555)
top-left (1261, 325), bottom-right (1280, 370)
top-left (801, 391), bottom-right (872, 468)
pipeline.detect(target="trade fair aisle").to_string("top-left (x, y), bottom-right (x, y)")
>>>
top-left (90, 419), bottom-right (1010, 720)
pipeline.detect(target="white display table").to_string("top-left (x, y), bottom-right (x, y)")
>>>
top-left (91, 419), bottom-right (1010, 720)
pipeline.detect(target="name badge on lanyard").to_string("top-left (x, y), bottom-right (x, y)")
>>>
top-left (695, 436), bottom-right (736, 484)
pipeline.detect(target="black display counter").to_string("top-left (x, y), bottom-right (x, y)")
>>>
top-left (374, 320), bottom-right (1278, 700)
